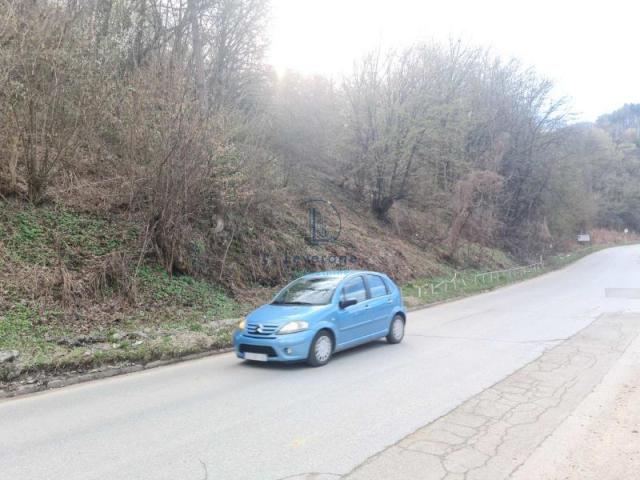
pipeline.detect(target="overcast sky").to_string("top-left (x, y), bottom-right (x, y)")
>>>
top-left (268, 0), bottom-right (639, 122)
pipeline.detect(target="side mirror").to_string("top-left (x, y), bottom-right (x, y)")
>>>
top-left (339, 299), bottom-right (357, 309)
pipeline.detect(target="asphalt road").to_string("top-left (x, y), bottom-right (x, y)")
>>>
top-left (1, 245), bottom-right (639, 480)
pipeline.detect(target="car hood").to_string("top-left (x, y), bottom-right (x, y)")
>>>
top-left (246, 304), bottom-right (329, 326)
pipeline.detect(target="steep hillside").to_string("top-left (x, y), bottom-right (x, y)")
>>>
top-left (0, 185), bottom-right (517, 384)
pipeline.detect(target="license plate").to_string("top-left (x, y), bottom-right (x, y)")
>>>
top-left (244, 352), bottom-right (268, 362)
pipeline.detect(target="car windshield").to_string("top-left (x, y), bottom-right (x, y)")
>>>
top-left (272, 276), bottom-right (342, 306)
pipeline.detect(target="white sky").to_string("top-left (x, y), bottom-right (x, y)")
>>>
top-left (268, 0), bottom-right (640, 121)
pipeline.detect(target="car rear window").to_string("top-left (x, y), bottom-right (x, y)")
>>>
top-left (367, 275), bottom-right (389, 298)
top-left (342, 276), bottom-right (367, 303)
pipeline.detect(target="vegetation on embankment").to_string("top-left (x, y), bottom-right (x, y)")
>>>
top-left (1, 199), bottom-right (635, 386)
top-left (402, 244), bottom-right (621, 308)
top-left (0, 198), bottom-right (506, 383)
top-left (0, 201), bottom-right (247, 382)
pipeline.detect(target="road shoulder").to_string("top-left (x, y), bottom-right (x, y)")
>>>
top-left (344, 313), bottom-right (640, 480)
top-left (511, 317), bottom-right (640, 480)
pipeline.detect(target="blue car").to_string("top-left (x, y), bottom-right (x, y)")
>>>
top-left (233, 270), bottom-right (406, 366)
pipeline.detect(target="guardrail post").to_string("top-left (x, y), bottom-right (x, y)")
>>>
top-left (411, 260), bottom-right (548, 300)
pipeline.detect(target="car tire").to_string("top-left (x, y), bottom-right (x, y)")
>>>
top-left (386, 315), bottom-right (405, 344)
top-left (307, 330), bottom-right (334, 367)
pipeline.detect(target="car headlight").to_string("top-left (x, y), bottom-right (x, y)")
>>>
top-left (277, 320), bottom-right (309, 334)
top-left (237, 319), bottom-right (246, 330)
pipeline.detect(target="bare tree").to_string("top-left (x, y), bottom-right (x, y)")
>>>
top-left (343, 42), bottom-right (480, 219)
top-left (1, 1), bottom-right (103, 203)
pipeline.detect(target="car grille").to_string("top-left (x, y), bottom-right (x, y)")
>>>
top-left (239, 344), bottom-right (277, 357)
top-left (246, 323), bottom-right (279, 338)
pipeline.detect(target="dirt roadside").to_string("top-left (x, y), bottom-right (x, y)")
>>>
top-left (344, 313), bottom-right (640, 480)
top-left (511, 317), bottom-right (640, 480)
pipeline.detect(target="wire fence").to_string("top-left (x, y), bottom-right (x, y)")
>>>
top-left (415, 258), bottom-right (544, 298)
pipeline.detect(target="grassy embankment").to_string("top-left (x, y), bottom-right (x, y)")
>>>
top-left (0, 201), bottom-right (619, 382)
top-left (401, 245), bottom-right (611, 307)
top-left (0, 202), bottom-right (246, 381)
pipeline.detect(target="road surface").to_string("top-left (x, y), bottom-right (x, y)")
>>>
top-left (1, 246), bottom-right (640, 480)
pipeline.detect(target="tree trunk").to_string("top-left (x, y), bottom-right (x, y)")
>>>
top-left (446, 207), bottom-right (471, 258)
top-left (25, 98), bottom-right (44, 203)
top-left (95, 0), bottom-right (112, 51)
top-left (132, 0), bottom-right (146, 68)
top-left (188, 0), bottom-right (207, 112)
top-left (170, 0), bottom-right (186, 76)
top-left (6, 135), bottom-right (19, 194)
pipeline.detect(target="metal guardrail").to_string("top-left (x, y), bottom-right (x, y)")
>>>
top-left (415, 258), bottom-right (544, 298)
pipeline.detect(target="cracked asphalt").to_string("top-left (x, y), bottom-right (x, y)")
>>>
top-left (1, 246), bottom-right (640, 480)
top-left (344, 313), bottom-right (640, 479)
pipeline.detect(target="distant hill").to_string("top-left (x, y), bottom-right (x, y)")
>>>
top-left (597, 104), bottom-right (640, 146)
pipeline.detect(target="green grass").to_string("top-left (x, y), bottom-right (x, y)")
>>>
top-left (403, 268), bottom-right (537, 305)
top-left (454, 243), bottom-right (515, 270)
top-left (0, 304), bottom-right (39, 350)
top-left (402, 245), bottom-right (606, 308)
top-left (0, 304), bottom-right (69, 372)
top-left (0, 200), bottom-right (245, 381)
top-left (0, 300), bottom-right (241, 381)
top-left (0, 269), bottom-right (244, 379)
top-left (544, 246), bottom-right (603, 269)
top-left (0, 201), bottom-right (130, 268)
top-left (136, 266), bottom-right (242, 318)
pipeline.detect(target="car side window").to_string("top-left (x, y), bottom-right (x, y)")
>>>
top-left (342, 276), bottom-right (367, 303)
top-left (367, 275), bottom-right (389, 298)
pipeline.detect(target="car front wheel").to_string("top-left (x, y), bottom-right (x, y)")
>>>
top-left (386, 315), bottom-right (405, 344)
top-left (307, 330), bottom-right (333, 367)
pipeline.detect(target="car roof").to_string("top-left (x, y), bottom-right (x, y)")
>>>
top-left (302, 270), bottom-right (385, 279)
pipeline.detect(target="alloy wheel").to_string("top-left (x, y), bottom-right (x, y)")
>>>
top-left (315, 335), bottom-right (332, 363)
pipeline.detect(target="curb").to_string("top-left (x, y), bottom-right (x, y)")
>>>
top-left (0, 347), bottom-right (234, 400)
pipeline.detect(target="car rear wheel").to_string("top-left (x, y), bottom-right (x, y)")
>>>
top-left (307, 330), bottom-right (333, 367)
top-left (386, 315), bottom-right (405, 344)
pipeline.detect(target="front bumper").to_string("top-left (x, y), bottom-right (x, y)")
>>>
top-left (232, 329), bottom-right (314, 362)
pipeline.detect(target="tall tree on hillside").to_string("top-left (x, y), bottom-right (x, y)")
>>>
top-left (486, 63), bottom-right (568, 253)
top-left (188, 0), bottom-right (207, 110)
top-left (343, 43), bottom-right (480, 219)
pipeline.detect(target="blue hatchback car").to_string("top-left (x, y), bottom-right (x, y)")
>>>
top-left (233, 270), bottom-right (406, 366)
